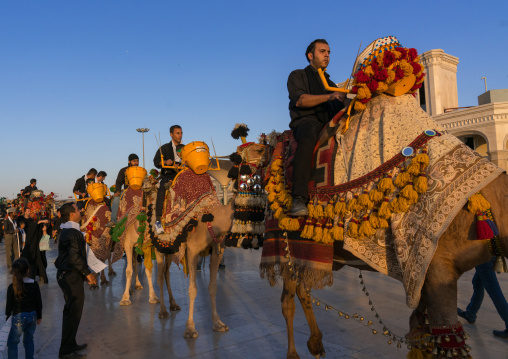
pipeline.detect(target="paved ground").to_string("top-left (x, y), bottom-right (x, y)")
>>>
top-left (0, 242), bottom-right (507, 358)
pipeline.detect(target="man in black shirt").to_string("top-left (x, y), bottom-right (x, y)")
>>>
top-left (105, 154), bottom-right (139, 227)
top-left (55, 202), bottom-right (96, 359)
top-left (22, 179), bottom-right (37, 209)
top-left (287, 39), bottom-right (347, 216)
top-left (152, 125), bottom-right (183, 234)
top-left (73, 169), bottom-right (97, 210)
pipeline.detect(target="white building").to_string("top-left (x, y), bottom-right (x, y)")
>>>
top-left (418, 49), bottom-right (508, 170)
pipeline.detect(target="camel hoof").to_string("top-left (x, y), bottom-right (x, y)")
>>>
top-left (135, 284), bottom-right (144, 290)
top-left (170, 303), bottom-right (181, 311)
top-left (287, 353), bottom-right (300, 359)
top-left (158, 310), bottom-right (170, 319)
top-left (109, 271), bottom-right (117, 277)
top-left (213, 321), bottom-right (229, 332)
top-left (183, 328), bottom-right (199, 339)
top-left (89, 285), bottom-right (99, 290)
top-left (149, 297), bottom-right (160, 304)
top-left (119, 299), bottom-right (132, 306)
top-left (100, 280), bottom-right (109, 286)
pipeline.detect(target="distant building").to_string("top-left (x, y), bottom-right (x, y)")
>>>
top-left (418, 49), bottom-right (508, 170)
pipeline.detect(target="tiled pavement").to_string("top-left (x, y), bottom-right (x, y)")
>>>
top-left (0, 243), bottom-right (506, 358)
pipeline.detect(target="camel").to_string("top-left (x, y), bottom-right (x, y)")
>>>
top-left (278, 174), bottom-right (508, 359)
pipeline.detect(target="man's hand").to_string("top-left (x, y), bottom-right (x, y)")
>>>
top-left (328, 92), bottom-right (347, 102)
top-left (37, 319), bottom-right (42, 325)
top-left (86, 273), bottom-right (97, 285)
top-left (164, 159), bottom-right (174, 166)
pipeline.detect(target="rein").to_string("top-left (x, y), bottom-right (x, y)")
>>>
top-left (206, 222), bottom-right (223, 244)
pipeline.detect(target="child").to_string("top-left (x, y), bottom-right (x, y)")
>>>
top-left (5, 258), bottom-right (42, 359)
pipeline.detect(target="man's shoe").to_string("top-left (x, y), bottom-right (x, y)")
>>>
top-left (457, 308), bottom-right (476, 324)
top-left (105, 221), bottom-right (116, 228)
top-left (493, 329), bottom-right (508, 339)
top-left (291, 197), bottom-right (308, 217)
top-left (59, 352), bottom-right (87, 359)
top-left (154, 221), bottom-right (164, 235)
top-left (74, 343), bottom-right (88, 351)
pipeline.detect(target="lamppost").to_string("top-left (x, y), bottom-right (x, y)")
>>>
top-left (481, 77), bottom-right (487, 93)
top-left (136, 128), bottom-right (150, 168)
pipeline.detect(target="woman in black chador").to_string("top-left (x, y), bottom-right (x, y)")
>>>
top-left (20, 218), bottom-right (50, 284)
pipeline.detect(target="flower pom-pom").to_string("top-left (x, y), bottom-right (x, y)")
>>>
top-left (227, 165), bottom-right (239, 179)
top-left (354, 101), bottom-right (367, 112)
top-left (414, 174), bottom-right (428, 194)
top-left (467, 193), bottom-right (491, 214)
top-left (394, 169), bottom-right (411, 188)
top-left (229, 152), bottom-right (243, 165)
top-left (231, 123), bottom-right (250, 140)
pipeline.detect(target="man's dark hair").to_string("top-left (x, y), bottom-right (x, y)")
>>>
top-left (87, 168), bottom-right (98, 176)
top-left (86, 178), bottom-right (95, 185)
top-left (305, 39), bottom-right (329, 63)
top-left (170, 125), bottom-right (182, 134)
top-left (97, 171), bottom-right (107, 178)
top-left (60, 202), bottom-right (77, 222)
top-left (30, 178), bottom-right (37, 184)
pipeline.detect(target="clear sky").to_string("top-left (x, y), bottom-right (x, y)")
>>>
top-left (1, 1), bottom-right (507, 199)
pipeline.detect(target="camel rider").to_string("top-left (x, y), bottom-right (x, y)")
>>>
top-left (105, 154), bottom-right (139, 227)
top-left (22, 178), bottom-right (37, 209)
top-left (153, 125), bottom-right (183, 234)
top-left (288, 39), bottom-right (347, 216)
top-left (73, 169), bottom-right (97, 210)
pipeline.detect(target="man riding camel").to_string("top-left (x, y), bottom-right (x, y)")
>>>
top-left (21, 178), bottom-right (37, 209)
top-left (287, 39), bottom-right (348, 216)
top-left (73, 169), bottom-right (97, 210)
top-left (105, 154), bottom-right (139, 227)
top-left (153, 125), bottom-right (183, 234)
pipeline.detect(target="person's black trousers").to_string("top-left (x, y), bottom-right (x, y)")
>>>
top-left (156, 175), bottom-right (173, 220)
top-left (291, 120), bottom-right (324, 201)
top-left (57, 270), bottom-right (85, 356)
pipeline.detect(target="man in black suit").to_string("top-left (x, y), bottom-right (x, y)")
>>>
top-left (72, 169), bottom-right (97, 210)
top-left (55, 202), bottom-right (97, 359)
top-left (153, 125), bottom-right (183, 234)
top-left (4, 207), bottom-right (20, 270)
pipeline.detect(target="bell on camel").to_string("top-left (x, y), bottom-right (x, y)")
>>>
top-left (493, 255), bottom-right (508, 273)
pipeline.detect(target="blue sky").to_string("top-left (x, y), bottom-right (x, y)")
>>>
top-left (1, 1), bottom-right (507, 199)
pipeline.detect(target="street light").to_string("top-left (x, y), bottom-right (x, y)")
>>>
top-left (136, 128), bottom-right (150, 168)
top-left (481, 77), bottom-right (487, 93)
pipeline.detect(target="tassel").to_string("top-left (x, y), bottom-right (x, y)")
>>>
top-left (275, 182), bottom-right (285, 192)
top-left (414, 173), bottom-right (428, 194)
top-left (412, 149), bottom-right (429, 168)
top-left (407, 162), bottom-right (421, 176)
top-left (314, 201), bottom-right (324, 218)
top-left (392, 196), bottom-right (410, 213)
top-left (322, 221), bottom-right (333, 244)
top-left (378, 175), bottom-right (395, 193)
top-left (334, 197), bottom-right (347, 217)
top-left (313, 222), bottom-right (323, 242)
top-left (476, 214), bottom-right (494, 240)
top-left (307, 201), bottom-right (315, 219)
top-left (331, 223), bottom-right (344, 241)
top-left (358, 190), bottom-right (374, 209)
top-left (485, 219), bottom-right (499, 236)
top-left (359, 216), bottom-right (376, 238)
top-left (369, 212), bottom-right (380, 229)
top-left (378, 217), bottom-right (389, 228)
top-left (301, 219), bottom-right (314, 239)
top-left (467, 193), bottom-right (491, 214)
top-left (289, 218), bottom-right (301, 231)
top-left (347, 194), bottom-right (361, 213)
top-left (378, 198), bottom-right (392, 219)
top-left (348, 218), bottom-right (359, 238)
top-left (268, 191), bottom-right (277, 203)
top-left (324, 199), bottom-right (335, 219)
top-left (369, 188), bottom-right (384, 203)
top-left (400, 182), bottom-right (419, 204)
top-left (270, 202), bottom-right (280, 211)
top-left (285, 197), bottom-right (293, 211)
top-left (394, 169), bottom-right (411, 188)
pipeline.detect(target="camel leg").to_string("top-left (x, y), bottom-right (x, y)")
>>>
top-left (108, 257), bottom-right (117, 277)
top-left (133, 251), bottom-right (144, 290)
top-left (281, 278), bottom-right (299, 359)
top-left (184, 249), bottom-right (200, 339)
top-left (165, 254), bottom-right (180, 311)
top-left (156, 250), bottom-right (169, 318)
top-left (145, 257), bottom-right (159, 304)
top-left (296, 283), bottom-right (325, 358)
top-left (209, 248), bottom-right (228, 332)
top-left (100, 269), bottom-right (109, 285)
top-left (120, 246), bottom-right (134, 306)
top-left (89, 273), bottom-right (99, 290)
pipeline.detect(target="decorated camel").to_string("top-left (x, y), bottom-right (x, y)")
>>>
top-left (254, 37), bottom-right (508, 359)
top-left (79, 185), bottom-right (122, 288)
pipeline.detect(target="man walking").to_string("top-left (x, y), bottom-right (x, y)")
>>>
top-left (153, 125), bottom-right (183, 234)
top-left (55, 203), bottom-right (97, 359)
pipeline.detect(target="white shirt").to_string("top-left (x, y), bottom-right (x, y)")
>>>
top-left (8, 216), bottom-right (17, 231)
top-left (172, 142), bottom-right (182, 163)
top-left (60, 221), bottom-right (86, 238)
